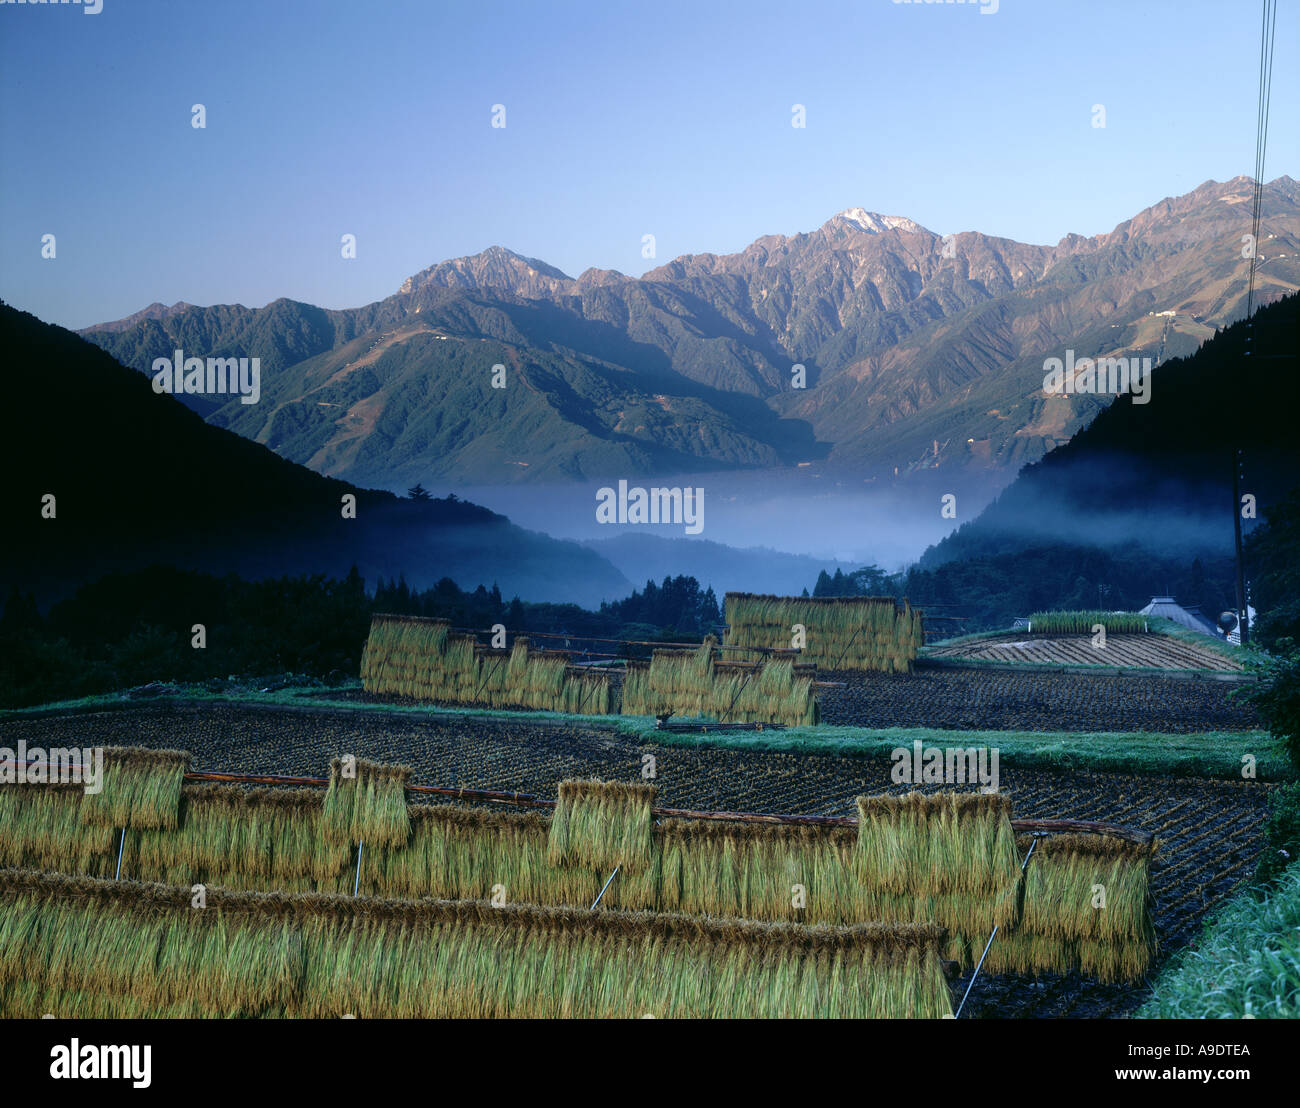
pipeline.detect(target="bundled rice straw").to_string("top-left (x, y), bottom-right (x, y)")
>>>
top-left (360, 615), bottom-right (614, 714)
top-left (657, 819), bottom-right (854, 921)
top-left (1011, 832), bottom-right (1157, 981)
top-left (364, 614), bottom-right (803, 722)
top-left (724, 593), bottom-right (924, 673)
top-left (855, 792), bottom-right (1019, 897)
top-left (548, 779), bottom-right (656, 871)
top-left (0, 872), bottom-right (304, 1016)
top-left (619, 639), bottom-right (818, 725)
top-left (0, 784), bottom-right (117, 875)
top-left (0, 746), bottom-right (1155, 983)
top-left (126, 785), bottom-right (351, 889)
top-left (79, 748), bottom-right (188, 830)
top-left (322, 758), bottom-right (411, 848)
top-left (0, 870), bottom-right (952, 1019)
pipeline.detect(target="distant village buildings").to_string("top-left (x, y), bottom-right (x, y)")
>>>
top-left (1136, 596), bottom-right (1256, 644)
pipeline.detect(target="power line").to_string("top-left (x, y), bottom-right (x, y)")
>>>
top-left (1245, 0), bottom-right (1278, 335)
top-left (1235, 0), bottom-right (1278, 650)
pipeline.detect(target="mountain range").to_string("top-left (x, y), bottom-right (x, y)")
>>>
top-left (6, 288), bottom-right (1297, 625)
top-left (81, 176), bottom-right (1300, 491)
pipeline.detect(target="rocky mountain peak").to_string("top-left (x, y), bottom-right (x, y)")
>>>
top-left (828, 208), bottom-right (930, 235)
top-left (399, 246), bottom-right (573, 297)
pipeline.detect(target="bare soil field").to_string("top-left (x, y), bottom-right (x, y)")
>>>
top-left (926, 632), bottom-right (1242, 671)
top-left (817, 668), bottom-right (1257, 732)
top-left (0, 700), bottom-right (1272, 1019)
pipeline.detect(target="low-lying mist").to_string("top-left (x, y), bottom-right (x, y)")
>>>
top-left (432, 467), bottom-right (1009, 573)
top-left (926, 449), bottom-right (1253, 569)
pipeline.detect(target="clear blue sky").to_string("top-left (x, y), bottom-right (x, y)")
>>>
top-left (2, 0), bottom-right (1296, 329)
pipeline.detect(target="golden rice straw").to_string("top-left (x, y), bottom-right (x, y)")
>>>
top-left (322, 758), bottom-right (411, 848)
top-left (723, 593), bottom-right (923, 672)
top-left (0, 869), bottom-right (952, 1019)
top-left (79, 748), bottom-right (189, 831)
top-left (855, 792), bottom-right (1019, 897)
top-left (548, 779), bottom-right (656, 871)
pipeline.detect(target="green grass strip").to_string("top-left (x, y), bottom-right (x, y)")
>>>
top-left (1026, 610), bottom-right (1150, 635)
top-left (1137, 862), bottom-right (1300, 1018)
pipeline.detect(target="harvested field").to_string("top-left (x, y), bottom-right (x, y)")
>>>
top-left (817, 668), bottom-right (1258, 732)
top-left (927, 633), bottom-right (1242, 672)
top-left (0, 700), bottom-right (1271, 1018)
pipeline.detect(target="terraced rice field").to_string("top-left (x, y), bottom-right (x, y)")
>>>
top-left (0, 699), bottom-right (1272, 1018)
top-left (926, 632), bottom-right (1242, 671)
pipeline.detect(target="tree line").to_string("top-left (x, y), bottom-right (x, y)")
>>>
top-left (0, 567), bottom-right (723, 708)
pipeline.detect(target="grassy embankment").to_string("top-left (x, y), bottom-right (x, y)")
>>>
top-left (1137, 862), bottom-right (1300, 1018)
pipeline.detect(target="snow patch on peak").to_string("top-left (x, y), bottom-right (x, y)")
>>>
top-left (833, 208), bottom-right (925, 234)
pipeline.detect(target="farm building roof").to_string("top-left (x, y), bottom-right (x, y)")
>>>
top-left (1138, 596), bottom-right (1222, 638)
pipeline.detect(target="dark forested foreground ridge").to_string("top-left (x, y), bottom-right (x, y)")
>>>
top-left (896, 294), bottom-right (1300, 627)
top-left (0, 302), bottom-right (631, 609)
top-left (801, 301), bottom-right (1300, 630)
top-left (923, 294), bottom-right (1300, 569)
top-left (821, 546), bottom-right (1237, 633)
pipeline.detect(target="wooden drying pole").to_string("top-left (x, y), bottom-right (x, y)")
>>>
top-left (468, 652), bottom-right (507, 705)
top-left (591, 866), bottom-right (621, 909)
top-left (450, 626), bottom-right (790, 655)
top-left (717, 663), bottom-right (759, 724)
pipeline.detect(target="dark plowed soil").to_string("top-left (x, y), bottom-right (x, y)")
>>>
top-left (817, 669), bottom-right (1259, 733)
top-left (0, 701), bottom-right (1272, 1019)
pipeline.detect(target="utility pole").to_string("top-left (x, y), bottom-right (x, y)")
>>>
top-left (1232, 446), bottom-right (1250, 646)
